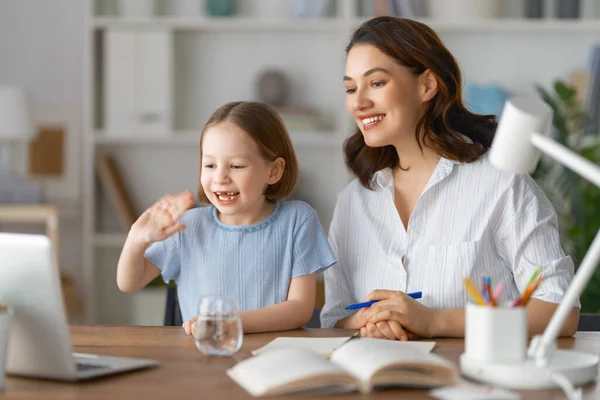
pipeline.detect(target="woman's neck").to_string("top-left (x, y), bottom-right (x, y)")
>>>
top-left (392, 135), bottom-right (440, 173)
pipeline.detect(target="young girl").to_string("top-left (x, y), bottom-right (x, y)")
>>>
top-left (117, 101), bottom-right (335, 334)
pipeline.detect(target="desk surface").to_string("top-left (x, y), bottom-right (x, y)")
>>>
top-left (2, 326), bottom-right (600, 399)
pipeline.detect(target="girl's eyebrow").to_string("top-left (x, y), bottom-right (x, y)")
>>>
top-left (202, 153), bottom-right (249, 159)
top-left (344, 67), bottom-right (391, 81)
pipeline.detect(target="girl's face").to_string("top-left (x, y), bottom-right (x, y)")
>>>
top-left (344, 44), bottom-right (428, 148)
top-left (200, 121), bottom-right (283, 225)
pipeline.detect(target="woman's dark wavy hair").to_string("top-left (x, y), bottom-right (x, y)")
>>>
top-left (345, 16), bottom-right (497, 188)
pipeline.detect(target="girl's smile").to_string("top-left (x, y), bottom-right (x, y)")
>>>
top-left (214, 191), bottom-right (240, 205)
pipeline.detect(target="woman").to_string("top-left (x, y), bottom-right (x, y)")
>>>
top-left (320, 16), bottom-right (579, 340)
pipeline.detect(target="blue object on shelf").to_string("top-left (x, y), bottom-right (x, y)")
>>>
top-left (206, 0), bottom-right (236, 17)
top-left (464, 82), bottom-right (510, 118)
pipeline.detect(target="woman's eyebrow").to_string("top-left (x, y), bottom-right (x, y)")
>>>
top-left (344, 67), bottom-right (391, 81)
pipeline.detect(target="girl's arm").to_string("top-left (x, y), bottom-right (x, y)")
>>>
top-left (240, 273), bottom-right (317, 333)
top-left (432, 300), bottom-right (579, 337)
top-left (116, 191), bottom-right (194, 292)
top-left (116, 235), bottom-right (161, 292)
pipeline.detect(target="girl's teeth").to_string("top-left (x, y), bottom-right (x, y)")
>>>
top-left (217, 193), bottom-right (237, 201)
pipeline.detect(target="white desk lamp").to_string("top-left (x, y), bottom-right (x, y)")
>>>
top-left (0, 86), bottom-right (34, 173)
top-left (460, 96), bottom-right (600, 393)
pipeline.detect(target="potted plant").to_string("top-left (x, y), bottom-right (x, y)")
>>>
top-left (0, 303), bottom-right (13, 390)
top-left (534, 80), bottom-right (600, 312)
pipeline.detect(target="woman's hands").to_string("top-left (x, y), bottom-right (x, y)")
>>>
top-left (129, 190), bottom-right (195, 245)
top-left (356, 290), bottom-right (439, 340)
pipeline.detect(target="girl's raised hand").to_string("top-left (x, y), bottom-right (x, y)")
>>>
top-left (129, 190), bottom-right (195, 245)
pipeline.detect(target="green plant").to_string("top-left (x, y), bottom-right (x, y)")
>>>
top-left (146, 276), bottom-right (175, 288)
top-left (535, 80), bottom-right (600, 312)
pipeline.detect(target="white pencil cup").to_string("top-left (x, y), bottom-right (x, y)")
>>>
top-left (465, 303), bottom-right (527, 364)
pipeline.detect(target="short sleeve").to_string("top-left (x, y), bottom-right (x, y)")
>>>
top-left (495, 176), bottom-right (578, 307)
top-left (291, 210), bottom-right (336, 278)
top-left (144, 230), bottom-right (182, 283)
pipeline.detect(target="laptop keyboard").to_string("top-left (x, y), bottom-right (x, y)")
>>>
top-left (76, 363), bottom-right (110, 372)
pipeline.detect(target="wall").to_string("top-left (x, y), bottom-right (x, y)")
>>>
top-left (0, 0), bottom-right (85, 305)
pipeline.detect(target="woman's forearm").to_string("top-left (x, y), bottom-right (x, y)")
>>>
top-left (432, 300), bottom-right (579, 338)
top-left (432, 308), bottom-right (466, 337)
top-left (527, 299), bottom-right (579, 337)
top-left (241, 300), bottom-right (314, 333)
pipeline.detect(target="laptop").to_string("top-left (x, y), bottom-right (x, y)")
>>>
top-left (0, 232), bottom-right (158, 381)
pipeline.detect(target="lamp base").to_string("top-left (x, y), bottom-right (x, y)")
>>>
top-left (460, 350), bottom-right (599, 389)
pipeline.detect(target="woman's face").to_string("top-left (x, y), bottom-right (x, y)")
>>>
top-left (344, 44), bottom-right (425, 148)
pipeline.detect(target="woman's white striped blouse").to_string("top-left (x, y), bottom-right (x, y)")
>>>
top-left (320, 155), bottom-right (577, 329)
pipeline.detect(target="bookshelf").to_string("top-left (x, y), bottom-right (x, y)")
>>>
top-left (83, 0), bottom-right (599, 324)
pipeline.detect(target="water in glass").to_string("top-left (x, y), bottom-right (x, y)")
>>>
top-left (194, 295), bottom-right (243, 356)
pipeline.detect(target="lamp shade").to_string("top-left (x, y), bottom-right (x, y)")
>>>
top-left (0, 86), bottom-right (34, 141)
top-left (489, 96), bottom-right (552, 174)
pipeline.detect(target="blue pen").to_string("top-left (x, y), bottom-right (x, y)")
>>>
top-left (345, 291), bottom-right (423, 310)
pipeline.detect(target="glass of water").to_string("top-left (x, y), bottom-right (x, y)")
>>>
top-left (194, 295), bottom-right (243, 356)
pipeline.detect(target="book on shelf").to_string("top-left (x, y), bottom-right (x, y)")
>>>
top-left (227, 337), bottom-right (457, 396)
top-left (95, 153), bottom-right (137, 230)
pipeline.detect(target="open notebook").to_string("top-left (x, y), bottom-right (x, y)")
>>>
top-left (251, 336), bottom-right (436, 358)
top-left (228, 338), bottom-right (458, 396)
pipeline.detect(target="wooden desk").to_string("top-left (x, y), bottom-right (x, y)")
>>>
top-left (2, 326), bottom-right (600, 399)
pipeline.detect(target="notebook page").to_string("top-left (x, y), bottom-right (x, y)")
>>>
top-left (251, 337), bottom-right (353, 357)
top-left (227, 347), bottom-right (351, 397)
top-left (330, 338), bottom-right (443, 383)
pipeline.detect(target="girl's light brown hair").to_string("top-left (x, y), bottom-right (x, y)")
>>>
top-left (345, 17), bottom-right (497, 189)
top-left (197, 101), bottom-right (299, 203)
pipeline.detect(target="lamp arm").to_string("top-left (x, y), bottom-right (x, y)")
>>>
top-left (527, 132), bottom-right (600, 366)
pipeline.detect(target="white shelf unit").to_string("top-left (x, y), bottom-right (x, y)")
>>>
top-left (83, 0), bottom-right (600, 324)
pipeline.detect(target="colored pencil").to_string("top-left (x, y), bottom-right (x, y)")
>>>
top-left (464, 278), bottom-right (487, 306)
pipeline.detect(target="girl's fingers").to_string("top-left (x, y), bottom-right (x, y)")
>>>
top-left (162, 224), bottom-right (186, 238)
top-left (183, 317), bottom-right (196, 336)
